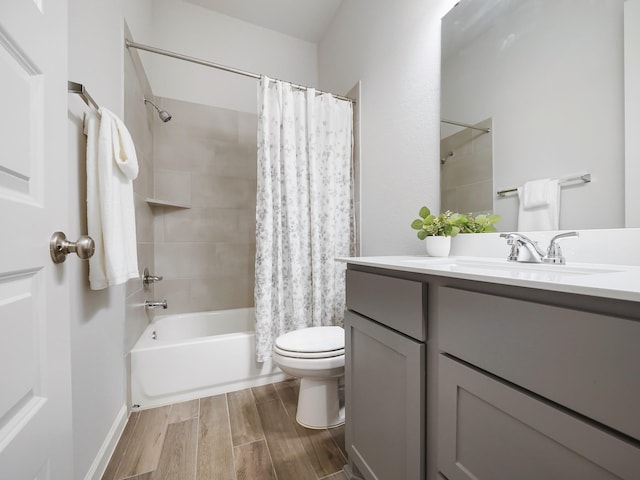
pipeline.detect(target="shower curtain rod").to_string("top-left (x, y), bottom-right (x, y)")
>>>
top-left (441, 119), bottom-right (491, 133)
top-left (125, 39), bottom-right (355, 104)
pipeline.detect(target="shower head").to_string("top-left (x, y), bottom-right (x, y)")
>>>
top-left (144, 98), bottom-right (172, 122)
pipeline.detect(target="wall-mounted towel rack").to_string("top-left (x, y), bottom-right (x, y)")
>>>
top-left (497, 173), bottom-right (591, 197)
top-left (68, 81), bottom-right (99, 111)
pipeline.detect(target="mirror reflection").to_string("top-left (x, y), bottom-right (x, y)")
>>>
top-left (440, 0), bottom-right (625, 231)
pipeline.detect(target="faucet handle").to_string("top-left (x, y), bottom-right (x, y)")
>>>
top-left (143, 267), bottom-right (163, 289)
top-left (500, 233), bottom-right (520, 260)
top-left (500, 232), bottom-right (519, 245)
top-left (543, 231), bottom-right (579, 264)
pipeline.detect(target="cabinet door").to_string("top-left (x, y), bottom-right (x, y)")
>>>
top-left (438, 355), bottom-right (640, 480)
top-left (345, 311), bottom-right (425, 480)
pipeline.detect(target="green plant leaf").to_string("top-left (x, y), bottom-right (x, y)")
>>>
top-left (419, 206), bottom-right (430, 219)
top-left (449, 213), bottom-right (466, 224)
top-left (417, 230), bottom-right (428, 240)
top-left (411, 219), bottom-right (423, 230)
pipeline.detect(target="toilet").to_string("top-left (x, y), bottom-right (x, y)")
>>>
top-left (272, 326), bottom-right (345, 429)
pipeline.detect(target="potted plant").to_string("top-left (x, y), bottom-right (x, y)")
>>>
top-left (411, 207), bottom-right (499, 256)
top-left (410, 207), bottom-right (465, 256)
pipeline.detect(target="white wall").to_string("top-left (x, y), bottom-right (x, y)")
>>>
top-left (137, 0), bottom-right (318, 113)
top-left (625, 0), bottom-right (640, 227)
top-left (318, 0), bottom-right (459, 255)
top-left (442, 0), bottom-right (624, 232)
top-left (123, 0), bottom-right (154, 45)
top-left (68, 1), bottom-right (153, 478)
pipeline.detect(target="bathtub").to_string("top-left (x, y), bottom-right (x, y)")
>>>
top-left (130, 308), bottom-right (286, 409)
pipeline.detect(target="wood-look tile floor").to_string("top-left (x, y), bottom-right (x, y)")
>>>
top-left (102, 379), bottom-right (348, 480)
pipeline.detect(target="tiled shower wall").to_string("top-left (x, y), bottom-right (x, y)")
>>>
top-left (440, 118), bottom-right (493, 215)
top-left (152, 98), bottom-right (258, 314)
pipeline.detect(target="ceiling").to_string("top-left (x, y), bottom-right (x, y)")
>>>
top-left (184, 0), bottom-right (345, 43)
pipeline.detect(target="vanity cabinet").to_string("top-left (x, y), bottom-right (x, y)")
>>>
top-left (437, 287), bottom-right (640, 480)
top-left (342, 262), bottom-right (640, 480)
top-left (344, 270), bottom-right (426, 480)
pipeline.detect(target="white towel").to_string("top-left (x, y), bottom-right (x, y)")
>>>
top-left (517, 178), bottom-right (560, 231)
top-left (85, 108), bottom-right (140, 290)
top-left (522, 178), bottom-right (551, 208)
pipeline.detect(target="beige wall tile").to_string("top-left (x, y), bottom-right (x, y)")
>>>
top-left (440, 119), bottom-right (493, 215)
top-left (188, 275), bottom-right (254, 312)
top-left (154, 169), bottom-right (192, 206)
top-left (191, 173), bottom-right (256, 209)
top-left (456, 180), bottom-right (494, 214)
top-left (135, 194), bottom-right (155, 243)
top-left (212, 142), bottom-right (258, 179)
top-left (151, 100), bottom-right (260, 315)
top-left (162, 208), bottom-right (240, 243)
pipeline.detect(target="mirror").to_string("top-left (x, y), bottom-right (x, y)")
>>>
top-left (440, 0), bottom-right (625, 231)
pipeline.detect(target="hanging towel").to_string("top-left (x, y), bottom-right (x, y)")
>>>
top-left (85, 108), bottom-right (140, 290)
top-left (517, 178), bottom-right (560, 231)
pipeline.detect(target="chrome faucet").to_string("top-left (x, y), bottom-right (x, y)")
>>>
top-left (500, 232), bottom-right (579, 264)
top-left (542, 231), bottom-right (579, 264)
top-left (145, 300), bottom-right (168, 310)
top-left (500, 233), bottom-right (546, 263)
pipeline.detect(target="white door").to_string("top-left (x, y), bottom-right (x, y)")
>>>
top-left (0, 1), bottom-right (73, 479)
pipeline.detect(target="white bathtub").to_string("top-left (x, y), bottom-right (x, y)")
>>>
top-left (130, 308), bottom-right (286, 409)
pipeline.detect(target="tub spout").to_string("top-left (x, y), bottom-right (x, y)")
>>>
top-left (145, 300), bottom-right (168, 310)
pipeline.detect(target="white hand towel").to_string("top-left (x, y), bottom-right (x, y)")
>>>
top-left (522, 178), bottom-right (551, 208)
top-left (85, 108), bottom-right (140, 290)
top-left (517, 179), bottom-right (560, 231)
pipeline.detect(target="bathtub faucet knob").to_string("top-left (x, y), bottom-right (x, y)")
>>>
top-left (143, 267), bottom-right (163, 289)
top-left (145, 300), bottom-right (168, 310)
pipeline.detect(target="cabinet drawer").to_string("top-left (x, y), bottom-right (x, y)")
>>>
top-left (438, 287), bottom-right (640, 441)
top-left (346, 270), bottom-right (426, 340)
top-left (439, 355), bottom-right (640, 480)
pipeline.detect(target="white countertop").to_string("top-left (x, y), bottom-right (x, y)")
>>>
top-left (338, 255), bottom-right (640, 303)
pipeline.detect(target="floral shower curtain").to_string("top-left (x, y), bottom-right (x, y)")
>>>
top-left (254, 76), bottom-right (354, 362)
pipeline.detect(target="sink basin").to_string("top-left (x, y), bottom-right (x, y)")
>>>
top-left (400, 257), bottom-right (623, 280)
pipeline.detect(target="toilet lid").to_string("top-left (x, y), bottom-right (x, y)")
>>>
top-left (275, 326), bottom-right (344, 354)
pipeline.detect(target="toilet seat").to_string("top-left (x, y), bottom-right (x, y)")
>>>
top-left (274, 326), bottom-right (344, 359)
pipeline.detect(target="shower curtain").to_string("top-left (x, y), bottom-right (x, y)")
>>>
top-left (254, 76), bottom-right (354, 362)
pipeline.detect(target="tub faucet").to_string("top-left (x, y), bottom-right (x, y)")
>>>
top-left (145, 300), bottom-right (168, 310)
top-left (500, 233), bottom-right (546, 263)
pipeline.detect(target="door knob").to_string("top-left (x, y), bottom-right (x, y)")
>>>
top-left (50, 231), bottom-right (95, 264)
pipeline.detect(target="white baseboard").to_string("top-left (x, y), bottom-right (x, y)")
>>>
top-left (84, 404), bottom-right (128, 480)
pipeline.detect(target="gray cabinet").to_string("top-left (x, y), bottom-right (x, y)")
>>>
top-left (343, 265), bottom-right (640, 480)
top-left (345, 270), bottom-right (426, 480)
top-left (438, 355), bottom-right (639, 480)
top-left (437, 287), bottom-right (640, 480)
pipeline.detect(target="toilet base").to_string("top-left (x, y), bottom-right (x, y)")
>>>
top-left (296, 377), bottom-right (345, 429)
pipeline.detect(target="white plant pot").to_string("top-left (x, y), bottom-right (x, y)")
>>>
top-left (425, 236), bottom-right (451, 257)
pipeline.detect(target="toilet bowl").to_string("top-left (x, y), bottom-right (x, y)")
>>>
top-left (272, 326), bottom-right (345, 429)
